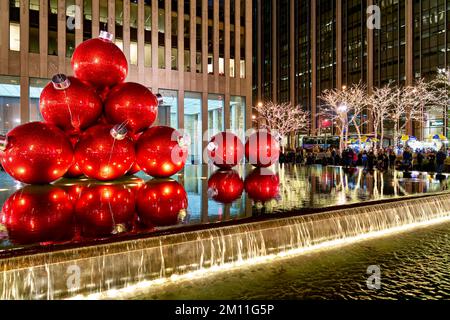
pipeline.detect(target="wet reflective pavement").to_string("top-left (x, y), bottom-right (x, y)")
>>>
top-left (1, 165), bottom-right (449, 255)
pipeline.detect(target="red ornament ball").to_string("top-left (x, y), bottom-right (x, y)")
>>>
top-left (74, 124), bottom-right (136, 181)
top-left (0, 186), bottom-right (74, 244)
top-left (71, 31), bottom-right (128, 88)
top-left (207, 132), bottom-right (244, 169)
top-left (0, 122), bottom-right (74, 184)
top-left (136, 179), bottom-right (188, 227)
top-left (136, 126), bottom-right (189, 178)
top-left (208, 170), bottom-right (244, 204)
top-left (245, 131), bottom-right (280, 168)
top-left (39, 74), bottom-right (102, 134)
top-left (105, 82), bottom-right (159, 134)
top-left (244, 168), bottom-right (280, 202)
top-left (75, 184), bottom-right (136, 237)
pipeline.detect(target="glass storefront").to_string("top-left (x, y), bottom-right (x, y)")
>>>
top-left (184, 92), bottom-right (202, 164)
top-left (207, 94), bottom-right (224, 140)
top-left (0, 76), bottom-right (21, 135)
top-left (158, 89), bottom-right (178, 129)
top-left (29, 78), bottom-right (47, 122)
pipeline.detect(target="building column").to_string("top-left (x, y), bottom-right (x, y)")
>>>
top-left (289, 0), bottom-right (295, 106)
top-left (137, 0), bottom-right (145, 83)
top-left (92, 0), bottom-right (100, 37)
top-left (311, 0), bottom-right (317, 134)
top-left (57, 0), bottom-right (66, 74)
top-left (151, 0), bottom-right (158, 88)
top-left (39, 0), bottom-right (49, 77)
top-left (0, 0), bottom-right (9, 75)
top-left (245, 0), bottom-right (252, 130)
top-left (336, 0), bottom-right (343, 90)
top-left (190, 0), bottom-right (196, 75)
top-left (107, 0), bottom-right (115, 34)
top-left (256, 0), bottom-right (262, 104)
top-left (165, 0), bottom-right (171, 71)
top-left (75, 0), bottom-right (84, 46)
top-left (20, 0), bottom-right (30, 124)
top-left (271, 0), bottom-right (277, 103)
top-left (224, 0), bottom-right (231, 129)
top-left (367, 0), bottom-right (374, 134)
top-left (405, 0), bottom-right (414, 135)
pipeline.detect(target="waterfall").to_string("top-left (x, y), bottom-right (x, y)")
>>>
top-left (1, 193), bottom-right (450, 300)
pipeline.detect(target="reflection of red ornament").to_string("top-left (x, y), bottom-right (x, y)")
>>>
top-left (321, 119), bottom-right (332, 128)
top-left (136, 126), bottom-right (188, 178)
top-left (39, 75), bottom-right (102, 134)
top-left (0, 186), bottom-right (74, 244)
top-left (1, 122), bottom-right (74, 184)
top-left (75, 184), bottom-right (136, 237)
top-left (244, 169), bottom-right (280, 202)
top-left (71, 31), bottom-right (128, 88)
top-left (136, 179), bottom-right (188, 227)
top-left (245, 131), bottom-right (280, 168)
top-left (208, 170), bottom-right (244, 203)
top-left (74, 124), bottom-right (135, 181)
top-left (105, 82), bottom-right (159, 134)
top-left (207, 132), bottom-right (244, 169)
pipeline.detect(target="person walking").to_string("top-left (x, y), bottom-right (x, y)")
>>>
top-left (436, 148), bottom-right (447, 174)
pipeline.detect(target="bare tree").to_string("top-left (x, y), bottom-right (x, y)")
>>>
top-left (368, 82), bottom-right (395, 149)
top-left (319, 82), bottom-right (368, 153)
top-left (254, 101), bottom-right (310, 150)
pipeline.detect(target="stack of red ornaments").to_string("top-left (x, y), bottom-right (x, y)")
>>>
top-left (0, 31), bottom-right (188, 184)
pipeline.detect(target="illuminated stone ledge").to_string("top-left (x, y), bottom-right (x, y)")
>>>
top-left (2, 193), bottom-right (450, 300)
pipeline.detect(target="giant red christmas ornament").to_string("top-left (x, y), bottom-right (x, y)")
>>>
top-left (39, 74), bottom-right (102, 134)
top-left (71, 31), bottom-right (128, 88)
top-left (207, 132), bottom-right (244, 169)
top-left (74, 124), bottom-right (136, 181)
top-left (245, 131), bottom-right (280, 168)
top-left (75, 184), bottom-right (136, 237)
top-left (136, 126), bottom-right (189, 178)
top-left (136, 179), bottom-right (188, 227)
top-left (208, 170), bottom-right (244, 204)
top-left (244, 168), bottom-right (280, 202)
top-left (0, 186), bottom-right (74, 244)
top-left (0, 122), bottom-right (74, 184)
top-left (105, 82), bottom-right (159, 134)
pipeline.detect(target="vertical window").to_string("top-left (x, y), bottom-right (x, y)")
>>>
top-left (144, 3), bottom-right (152, 67)
top-left (99, 1), bottom-right (108, 31)
top-left (158, 89), bottom-right (178, 129)
top-left (29, 78), bottom-right (48, 122)
top-left (66, 0), bottom-right (76, 57)
top-left (184, 92), bottom-right (202, 164)
top-left (0, 76), bottom-right (21, 135)
top-left (196, 2), bottom-right (202, 73)
top-left (207, 0), bottom-right (213, 74)
top-left (158, 0), bottom-right (166, 69)
top-left (184, 0), bottom-right (190, 72)
top-left (207, 94), bottom-right (224, 140)
top-left (9, 0), bottom-right (20, 52)
top-left (83, 0), bottom-right (92, 41)
top-left (219, 0), bottom-right (225, 76)
top-left (48, 0), bottom-right (58, 55)
top-left (240, 0), bottom-right (245, 78)
top-left (230, 0), bottom-right (235, 77)
top-left (171, 0), bottom-right (178, 70)
top-left (29, 0), bottom-right (39, 53)
top-left (115, 0), bottom-right (124, 51)
top-left (130, 1), bottom-right (138, 65)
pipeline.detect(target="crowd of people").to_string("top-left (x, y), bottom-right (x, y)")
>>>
top-left (279, 146), bottom-right (450, 174)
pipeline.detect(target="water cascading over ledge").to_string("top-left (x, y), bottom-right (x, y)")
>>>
top-left (2, 193), bottom-right (450, 299)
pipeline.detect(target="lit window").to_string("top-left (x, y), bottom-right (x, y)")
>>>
top-left (9, 23), bottom-right (20, 51)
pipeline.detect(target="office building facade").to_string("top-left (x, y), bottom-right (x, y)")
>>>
top-left (0, 0), bottom-right (252, 164)
top-left (253, 0), bottom-right (450, 138)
